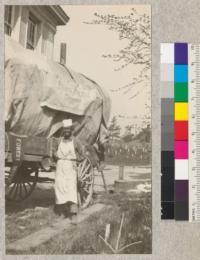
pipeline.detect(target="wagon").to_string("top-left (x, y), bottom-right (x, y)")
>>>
top-left (5, 37), bottom-right (111, 209)
top-left (5, 133), bottom-right (98, 209)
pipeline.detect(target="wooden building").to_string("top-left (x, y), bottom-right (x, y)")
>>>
top-left (4, 5), bottom-right (69, 60)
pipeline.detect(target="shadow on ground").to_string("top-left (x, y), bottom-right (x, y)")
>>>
top-left (5, 186), bottom-right (55, 215)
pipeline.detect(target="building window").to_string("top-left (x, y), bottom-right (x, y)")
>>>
top-left (26, 13), bottom-right (38, 50)
top-left (42, 24), bottom-right (54, 59)
top-left (4, 6), bottom-right (13, 36)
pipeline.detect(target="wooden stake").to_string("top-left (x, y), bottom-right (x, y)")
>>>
top-left (105, 224), bottom-right (110, 242)
top-left (115, 212), bottom-right (125, 250)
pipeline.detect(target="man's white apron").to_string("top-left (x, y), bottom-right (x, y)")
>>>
top-left (55, 139), bottom-right (77, 205)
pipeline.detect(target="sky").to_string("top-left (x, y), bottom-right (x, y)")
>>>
top-left (54, 5), bottom-right (151, 132)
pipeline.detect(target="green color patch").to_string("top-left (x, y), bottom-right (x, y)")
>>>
top-left (175, 82), bottom-right (188, 102)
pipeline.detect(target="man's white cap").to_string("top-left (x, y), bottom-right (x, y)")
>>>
top-left (62, 119), bottom-right (72, 128)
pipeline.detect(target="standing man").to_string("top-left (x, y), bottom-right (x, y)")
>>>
top-left (54, 119), bottom-right (78, 218)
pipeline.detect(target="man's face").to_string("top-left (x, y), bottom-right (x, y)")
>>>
top-left (63, 128), bottom-right (72, 139)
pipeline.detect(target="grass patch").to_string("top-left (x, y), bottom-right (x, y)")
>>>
top-left (5, 206), bottom-right (60, 246)
top-left (10, 191), bottom-right (151, 255)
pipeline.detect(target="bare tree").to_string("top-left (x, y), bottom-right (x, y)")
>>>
top-left (84, 8), bottom-right (151, 100)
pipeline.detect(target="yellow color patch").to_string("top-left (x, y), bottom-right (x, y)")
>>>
top-left (175, 103), bottom-right (188, 120)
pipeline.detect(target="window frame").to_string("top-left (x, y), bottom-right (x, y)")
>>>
top-left (4, 5), bottom-right (14, 36)
top-left (26, 12), bottom-right (38, 50)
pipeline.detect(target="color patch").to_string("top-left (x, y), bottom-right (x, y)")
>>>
top-left (161, 99), bottom-right (174, 115)
top-left (175, 160), bottom-right (188, 180)
top-left (161, 82), bottom-right (174, 98)
top-left (161, 202), bottom-right (174, 219)
top-left (175, 43), bottom-right (188, 64)
top-left (175, 65), bottom-right (188, 82)
top-left (161, 43), bottom-right (174, 63)
top-left (175, 121), bottom-right (188, 140)
top-left (161, 132), bottom-right (174, 150)
top-left (161, 64), bottom-right (174, 82)
top-left (161, 151), bottom-right (174, 168)
top-left (175, 180), bottom-right (188, 202)
top-left (175, 141), bottom-right (188, 159)
top-left (175, 82), bottom-right (188, 102)
top-left (175, 102), bottom-right (188, 120)
top-left (175, 201), bottom-right (189, 220)
top-left (161, 178), bottom-right (174, 200)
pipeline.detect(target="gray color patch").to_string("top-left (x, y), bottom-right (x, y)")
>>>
top-left (160, 64), bottom-right (174, 82)
top-left (161, 82), bottom-right (174, 98)
top-left (161, 115), bottom-right (174, 132)
top-left (161, 132), bottom-right (174, 151)
top-left (161, 113), bottom-right (174, 151)
top-left (161, 98), bottom-right (174, 116)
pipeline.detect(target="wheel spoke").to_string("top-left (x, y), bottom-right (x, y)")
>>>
top-left (80, 163), bottom-right (91, 179)
top-left (23, 183), bottom-right (28, 195)
top-left (81, 173), bottom-right (92, 181)
top-left (7, 183), bottom-right (17, 198)
top-left (13, 184), bottom-right (19, 199)
top-left (19, 183), bottom-right (23, 199)
top-left (80, 159), bottom-right (87, 174)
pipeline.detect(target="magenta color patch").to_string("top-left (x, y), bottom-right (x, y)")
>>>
top-left (175, 141), bottom-right (188, 159)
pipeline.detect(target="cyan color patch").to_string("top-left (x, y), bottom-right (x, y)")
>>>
top-left (175, 65), bottom-right (188, 82)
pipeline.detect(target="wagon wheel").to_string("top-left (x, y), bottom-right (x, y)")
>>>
top-left (5, 163), bottom-right (38, 202)
top-left (77, 157), bottom-right (94, 209)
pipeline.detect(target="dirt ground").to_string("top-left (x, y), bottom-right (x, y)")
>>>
top-left (5, 164), bottom-right (151, 254)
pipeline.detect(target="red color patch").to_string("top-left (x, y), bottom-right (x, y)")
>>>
top-left (175, 121), bottom-right (188, 140)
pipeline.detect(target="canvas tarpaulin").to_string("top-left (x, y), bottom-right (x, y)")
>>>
top-left (5, 36), bottom-right (111, 147)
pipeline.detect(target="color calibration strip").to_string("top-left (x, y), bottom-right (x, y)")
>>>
top-left (189, 44), bottom-right (200, 222)
top-left (161, 43), bottom-right (175, 219)
top-left (161, 43), bottom-right (189, 220)
top-left (160, 43), bottom-right (200, 221)
top-left (174, 43), bottom-right (189, 220)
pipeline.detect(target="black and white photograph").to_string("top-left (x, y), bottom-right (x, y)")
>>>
top-left (4, 4), bottom-right (151, 254)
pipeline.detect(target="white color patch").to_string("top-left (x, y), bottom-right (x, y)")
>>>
top-left (161, 43), bottom-right (174, 63)
top-left (175, 159), bottom-right (188, 180)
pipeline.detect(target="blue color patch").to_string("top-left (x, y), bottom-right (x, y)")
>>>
top-left (175, 65), bottom-right (188, 82)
